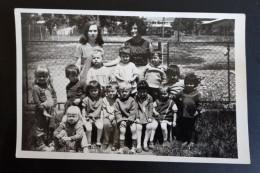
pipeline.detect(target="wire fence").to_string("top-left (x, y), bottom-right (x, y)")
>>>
top-left (23, 40), bottom-right (235, 110)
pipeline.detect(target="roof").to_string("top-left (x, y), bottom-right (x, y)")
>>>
top-left (201, 19), bottom-right (225, 25)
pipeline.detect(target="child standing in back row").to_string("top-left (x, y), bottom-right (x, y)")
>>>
top-left (32, 65), bottom-right (57, 151)
top-left (86, 47), bottom-right (111, 96)
top-left (143, 50), bottom-right (167, 101)
top-left (112, 46), bottom-right (139, 95)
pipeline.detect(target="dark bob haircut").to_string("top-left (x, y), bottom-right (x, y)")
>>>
top-left (166, 64), bottom-right (180, 77)
top-left (126, 18), bottom-right (147, 36)
top-left (119, 46), bottom-right (131, 57)
top-left (65, 64), bottom-right (80, 78)
top-left (184, 73), bottom-right (201, 87)
top-left (137, 80), bottom-right (149, 91)
top-left (86, 80), bottom-right (102, 97)
top-left (79, 21), bottom-right (104, 46)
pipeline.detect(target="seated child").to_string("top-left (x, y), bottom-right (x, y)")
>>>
top-left (112, 46), bottom-right (139, 95)
top-left (53, 106), bottom-right (88, 153)
top-left (64, 64), bottom-right (86, 114)
top-left (102, 81), bottom-right (120, 150)
top-left (143, 50), bottom-right (167, 101)
top-left (82, 80), bottom-right (103, 148)
top-left (166, 64), bottom-right (184, 100)
top-left (86, 47), bottom-right (111, 95)
top-left (114, 81), bottom-right (138, 154)
top-left (135, 80), bottom-right (158, 152)
top-left (151, 86), bottom-right (178, 145)
top-left (176, 73), bottom-right (202, 147)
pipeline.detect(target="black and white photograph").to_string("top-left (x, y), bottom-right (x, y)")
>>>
top-left (15, 9), bottom-right (249, 163)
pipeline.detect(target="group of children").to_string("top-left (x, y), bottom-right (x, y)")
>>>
top-left (32, 46), bottom-right (202, 154)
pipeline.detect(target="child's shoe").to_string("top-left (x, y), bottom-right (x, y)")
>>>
top-left (143, 146), bottom-right (149, 152)
top-left (136, 147), bottom-right (142, 153)
top-left (181, 141), bottom-right (188, 147)
top-left (129, 147), bottom-right (136, 154)
top-left (37, 144), bottom-right (54, 152)
top-left (102, 143), bottom-right (109, 150)
top-left (111, 143), bottom-right (118, 151)
top-left (117, 148), bottom-right (124, 154)
top-left (149, 141), bottom-right (155, 149)
top-left (96, 142), bottom-right (101, 148)
top-left (163, 140), bottom-right (170, 147)
top-left (83, 147), bottom-right (89, 153)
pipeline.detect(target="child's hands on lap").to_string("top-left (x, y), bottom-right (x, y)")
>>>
top-left (135, 118), bottom-right (140, 124)
top-left (148, 118), bottom-right (153, 123)
top-left (108, 115), bottom-right (115, 122)
top-left (120, 121), bottom-right (127, 128)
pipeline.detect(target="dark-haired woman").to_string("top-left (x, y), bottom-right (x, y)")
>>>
top-left (75, 21), bottom-right (104, 82)
top-left (105, 18), bottom-right (153, 77)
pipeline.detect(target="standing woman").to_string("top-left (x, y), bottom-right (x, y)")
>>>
top-left (105, 18), bottom-right (153, 77)
top-left (124, 18), bottom-right (153, 67)
top-left (75, 21), bottom-right (104, 82)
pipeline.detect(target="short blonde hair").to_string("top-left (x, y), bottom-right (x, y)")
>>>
top-left (118, 81), bottom-right (132, 91)
top-left (91, 46), bottom-right (104, 58)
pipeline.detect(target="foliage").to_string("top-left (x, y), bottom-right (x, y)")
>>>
top-left (153, 110), bottom-right (237, 158)
top-left (171, 18), bottom-right (203, 36)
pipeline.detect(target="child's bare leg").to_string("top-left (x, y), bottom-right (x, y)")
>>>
top-left (143, 123), bottom-right (152, 148)
top-left (95, 119), bottom-right (103, 145)
top-left (160, 122), bottom-right (168, 142)
top-left (136, 124), bottom-right (142, 149)
top-left (81, 133), bottom-right (89, 153)
top-left (130, 123), bottom-right (137, 153)
top-left (118, 121), bottom-right (127, 154)
top-left (149, 120), bottom-right (158, 142)
top-left (85, 121), bottom-right (92, 146)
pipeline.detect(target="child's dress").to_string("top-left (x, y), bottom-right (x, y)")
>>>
top-left (135, 94), bottom-right (153, 124)
top-left (112, 62), bottom-right (139, 94)
top-left (114, 97), bottom-right (137, 123)
top-left (153, 99), bottom-right (177, 122)
top-left (86, 66), bottom-right (110, 87)
top-left (32, 84), bottom-right (57, 147)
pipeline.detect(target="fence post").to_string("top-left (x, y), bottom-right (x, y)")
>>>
top-left (158, 41), bottom-right (162, 51)
top-left (167, 42), bottom-right (170, 67)
top-left (227, 43), bottom-right (230, 102)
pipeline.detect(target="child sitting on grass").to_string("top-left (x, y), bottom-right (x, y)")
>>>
top-left (114, 81), bottom-right (138, 154)
top-left (143, 50), bottom-right (167, 101)
top-left (176, 73), bottom-right (202, 147)
top-left (135, 80), bottom-right (158, 152)
top-left (102, 81), bottom-right (120, 150)
top-left (54, 106), bottom-right (88, 153)
top-left (64, 64), bottom-right (86, 114)
top-left (86, 47), bottom-right (111, 96)
top-left (151, 86), bottom-right (178, 146)
top-left (82, 80), bottom-right (103, 148)
top-left (112, 46), bottom-right (139, 96)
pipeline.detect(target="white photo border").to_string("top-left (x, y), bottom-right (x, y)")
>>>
top-left (15, 8), bottom-right (249, 164)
